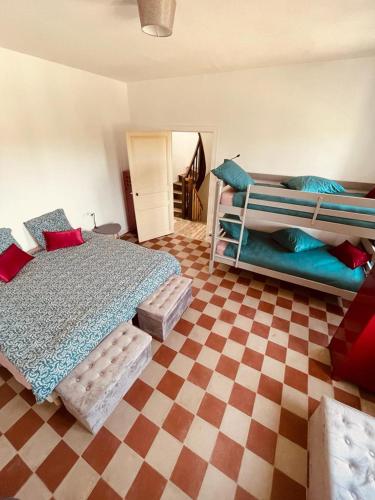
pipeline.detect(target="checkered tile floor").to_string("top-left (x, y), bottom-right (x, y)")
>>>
top-left (1, 233), bottom-right (375, 500)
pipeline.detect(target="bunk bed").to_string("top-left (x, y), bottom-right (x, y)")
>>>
top-left (209, 174), bottom-right (375, 300)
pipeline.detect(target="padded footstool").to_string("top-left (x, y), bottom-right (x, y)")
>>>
top-left (308, 396), bottom-right (375, 500)
top-left (137, 274), bottom-right (192, 341)
top-left (56, 322), bottom-right (152, 434)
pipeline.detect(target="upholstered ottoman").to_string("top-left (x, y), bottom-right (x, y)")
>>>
top-left (136, 274), bottom-right (192, 341)
top-left (308, 396), bottom-right (375, 500)
top-left (56, 322), bottom-right (152, 434)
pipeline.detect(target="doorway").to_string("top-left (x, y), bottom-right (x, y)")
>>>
top-left (172, 131), bottom-right (213, 241)
top-left (125, 129), bottom-right (215, 243)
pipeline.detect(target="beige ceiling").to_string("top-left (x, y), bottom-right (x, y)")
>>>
top-left (1, 0), bottom-right (375, 82)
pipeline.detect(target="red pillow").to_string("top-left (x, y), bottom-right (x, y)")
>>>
top-left (365, 187), bottom-right (375, 198)
top-left (43, 228), bottom-right (84, 252)
top-left (0, 244), bottom-right (34, 283)
top-left (329, 240), bottom-right (371, 269)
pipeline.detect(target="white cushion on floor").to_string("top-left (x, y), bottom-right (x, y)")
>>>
top-left (308, 396), bottom-right (375, 500)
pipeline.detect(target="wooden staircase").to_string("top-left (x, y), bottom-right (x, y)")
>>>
top-left (173, 178), bottom-right (183, 218)
top-left (173, 133), bottom-right (206, 222)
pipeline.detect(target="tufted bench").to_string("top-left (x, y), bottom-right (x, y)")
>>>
top-left (308, 396), bottom-right (375, 500)
top-left (137, 274), bottom-right (192, 341)
top-left (56, 322), bottom-right (152, 434)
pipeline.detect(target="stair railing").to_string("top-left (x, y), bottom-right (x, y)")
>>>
top-left (183, 177), bottom-right (203, 221)
top-left (180, 133), bottom-right (206, 221)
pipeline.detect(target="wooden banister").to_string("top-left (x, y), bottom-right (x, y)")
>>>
top-left (181, 177), bottom-right (203, 222)
top-left (180, 133), bottom-right (206, 222)
top-left (191, 186), bottom-right (203, 222)
top-left (186, 133), bottom-right (206, 191)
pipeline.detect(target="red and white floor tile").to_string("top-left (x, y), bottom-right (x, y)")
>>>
top-left (1, 233), bottom-right (374, 499)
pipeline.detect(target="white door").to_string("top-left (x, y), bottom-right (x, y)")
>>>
top-left (126, 131), bottom-right (174, 242)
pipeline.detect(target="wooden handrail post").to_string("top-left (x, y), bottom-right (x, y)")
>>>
top-left (183, 133), bottom-right (206, 222)
top-left (181, 176), bottom-right (186, 219)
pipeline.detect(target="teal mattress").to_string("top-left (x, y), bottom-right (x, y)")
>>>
top-left (223, 230), bottom-right (365, 292)
top-left (232, 184), bottom-right (375, 230)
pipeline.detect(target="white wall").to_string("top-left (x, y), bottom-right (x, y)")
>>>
top-left (3, 50), bottom-right (375, 247)
top-left (172, 132), bottom-right (198, 182)
top-left (127, 56), bottom-right (375, 184)
top-left (0, 48), bottom-right (129, 250)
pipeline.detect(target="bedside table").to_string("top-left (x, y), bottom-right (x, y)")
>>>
top-left (93, 223), bottom-right (121, 238)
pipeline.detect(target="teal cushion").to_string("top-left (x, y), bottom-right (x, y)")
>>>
top-left (272, 228), bottom-right (326, 253)
top-left (212, 160), bottom-right (254, 191)
top-left (220, 214), bottom-right (249, 245)
top-left (282, 176), bottom-right (345, 194)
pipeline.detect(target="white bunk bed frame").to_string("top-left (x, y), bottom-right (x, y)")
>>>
top-left (209, 174), bottom-right (375, 300)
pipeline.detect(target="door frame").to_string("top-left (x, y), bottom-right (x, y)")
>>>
top-left (127, 124), bottom-right (219, 241)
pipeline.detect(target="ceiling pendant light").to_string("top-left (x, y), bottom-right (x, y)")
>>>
top-left (137, 0), bottom-right (176, 37)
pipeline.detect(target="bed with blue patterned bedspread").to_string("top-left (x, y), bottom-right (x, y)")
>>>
top-left (0, 232), bottom-right (180, 402)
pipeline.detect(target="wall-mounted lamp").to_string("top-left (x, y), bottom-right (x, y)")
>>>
top-left (89, 212), bottom-right (97, 228)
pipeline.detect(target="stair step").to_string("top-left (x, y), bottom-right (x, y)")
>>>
top-left (174, 200), bottom-right (182, 208)
top-left (173, 181), bottom-right (182, 188)
top-left (173, 191), bottom-right (182, 198)
top-left (174, 208), bottom-right (182, 216)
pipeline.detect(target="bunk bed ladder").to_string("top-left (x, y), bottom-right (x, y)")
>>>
top-left (209, 180), bottom-right (252, 273)
top-left (235, 183), bottom-right (252, 267)
top-left (209, 180), bottom-right (223, 273)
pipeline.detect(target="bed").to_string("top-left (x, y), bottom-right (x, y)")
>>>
top-left (0, 231), bottom-right (180, 402)
top-left (218, 178), bottom-right (375, 239)
top-left (221, 184), bottom-right (375, 232)
top-left (217, 231), bottom-right (365, 292)
top-left (210, 173), bottom-right (375, 299)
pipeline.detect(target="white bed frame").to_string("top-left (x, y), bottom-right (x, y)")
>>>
top-left (209, 174), bottom-right (375, 300)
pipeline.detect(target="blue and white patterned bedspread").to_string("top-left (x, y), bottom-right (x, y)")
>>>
top-left (0, 232), bottom-right (180, 402)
